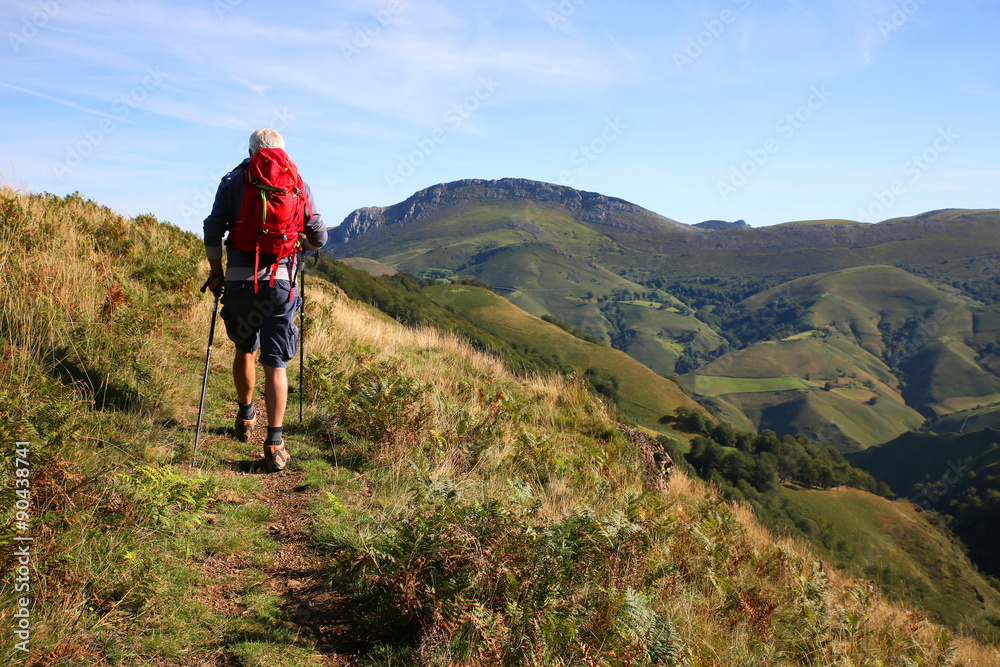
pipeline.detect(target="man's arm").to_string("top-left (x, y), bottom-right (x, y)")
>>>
top-left (299, 181), bottom-right (328, 251)
top-left (203, 168), bottom-right (243, 293)
top-left (203, 182), bottom-right (231, 263)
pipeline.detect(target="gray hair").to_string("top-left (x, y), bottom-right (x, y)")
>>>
top-left (249, 128), bottom-right (285, 155)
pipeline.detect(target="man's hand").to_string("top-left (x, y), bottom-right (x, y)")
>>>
top-left (299, 232), bottom-right (323, 251)
top-left (202, 273), bottom-right (224, 297)
top-left (204, 258), bottom-right (225, 296)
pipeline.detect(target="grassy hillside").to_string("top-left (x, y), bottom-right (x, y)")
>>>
top-left (424, 283), bottom-right (705, 436)
top-left (338, 256), bottom-right (397, 276)
top-left (686, 331), bottom-right (925, 450)
top-left (850, 429), bottom-right (1000, 580)
top-left (667, 410), bottom-right (1000, 641)
top-left (3, 187), bottom-right (1000, 665)
top-left (772, 487), bottom-right (1000, 639)
top-left (330, 200), bottom-right (727, 375)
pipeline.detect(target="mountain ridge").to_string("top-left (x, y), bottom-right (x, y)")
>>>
top-left (326, 177), bottom-right (693, 248)
top-left (326, 178), bottom-right (1000, 256)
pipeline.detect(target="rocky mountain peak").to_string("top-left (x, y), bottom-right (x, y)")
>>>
top-left (327, 178), bottom-right (688, 246)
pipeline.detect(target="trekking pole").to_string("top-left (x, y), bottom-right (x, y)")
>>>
top-left (193, 278), bottom-right (221, 469)
top-left (298, 250), bottom-right (305, 427)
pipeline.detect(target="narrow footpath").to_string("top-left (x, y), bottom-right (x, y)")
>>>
top-left (180, 401), bottom-right (363, 667)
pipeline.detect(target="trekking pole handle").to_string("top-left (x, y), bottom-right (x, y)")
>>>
top-left (201, 273), bottom-right (224, 294)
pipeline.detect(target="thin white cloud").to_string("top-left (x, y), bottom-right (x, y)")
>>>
top-left (0, 82), bottom-right (130, 122)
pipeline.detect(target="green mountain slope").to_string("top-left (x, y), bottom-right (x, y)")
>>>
top-left (424, 283), bottom-right (705, 434)
top-left (850, 429), bottom-right (1000, 580)
top-left (667, 406), bottom-right (1000, 643)
top-left (773, 486), bottom-right (1000, 637)
top-left (685, 266), bottom-right (1000, 449)
top-left (325, 188), bottom-right (730, 376)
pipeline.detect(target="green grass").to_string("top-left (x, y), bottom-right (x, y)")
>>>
top-left (693, 375), bottom-right (809, 396)
top-left (902, 340), bottom-right (1000, 417)
top-left (621, 299), bottom-right (675, 310)
top-left (338, 256), bottom-right (397, 276)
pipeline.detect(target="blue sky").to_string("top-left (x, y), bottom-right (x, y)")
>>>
top-left (2, 0), bottom-right (997, 231)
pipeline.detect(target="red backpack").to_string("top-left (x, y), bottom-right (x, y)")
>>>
top-left (227, 147), bottom-right (311, 300)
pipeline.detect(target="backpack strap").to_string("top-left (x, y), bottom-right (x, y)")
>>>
top-left (252, 240), bottom-right (261, 294)
top-left (283, 187), bottom-right (309, 303)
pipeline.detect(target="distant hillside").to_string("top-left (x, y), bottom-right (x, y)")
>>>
top-left (685, 265), bottom-right (1000, 450)
top-left (694, 219), bottom-right (749, 230)
top-left (326, 179), bottom-right (1000, 281)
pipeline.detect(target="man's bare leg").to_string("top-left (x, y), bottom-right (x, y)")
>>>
top-left (263, 364), bottom-right (287, 428)
top-left (234, 349), bottom-right (255, 405)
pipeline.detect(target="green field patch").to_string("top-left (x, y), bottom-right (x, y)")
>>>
top-left (694, 375), bottom-right (808, 397)
top-left (783, 330), bottom-right (820, 341)
top-left (939, 393), bottom-right (1000, 414)
top-left (655, 336), bottom-right (684, 355)
top-left (621, 300), bottom-right (675, 310)
top-left (830, 387), bottom-right (876, 402)
top-left (338, 256), bottom-right (397, 277)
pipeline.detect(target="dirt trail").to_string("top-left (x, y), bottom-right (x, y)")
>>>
top-left (184, 402), bottom-right (362, 666)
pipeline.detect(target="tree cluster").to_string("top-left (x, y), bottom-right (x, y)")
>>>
top-left (668, 407), bottom-right (886, 501)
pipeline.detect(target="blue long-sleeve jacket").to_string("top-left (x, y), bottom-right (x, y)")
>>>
top-left (203, 158), bottom-right (328, 282)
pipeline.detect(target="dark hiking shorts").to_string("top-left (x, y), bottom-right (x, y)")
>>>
top-left (220, 280), bottom-right (302, 368)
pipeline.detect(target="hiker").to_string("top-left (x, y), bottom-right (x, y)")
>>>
top-left (203, 128), bottom-right (327, 472)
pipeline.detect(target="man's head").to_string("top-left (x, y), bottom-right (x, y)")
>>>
top-left (249, 128), bottom-right (285, 156)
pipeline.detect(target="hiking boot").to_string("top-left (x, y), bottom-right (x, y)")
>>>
top-left (263, 439), bottom-right (290, 473)
top-left (234, 414), bottom-right (256, 442)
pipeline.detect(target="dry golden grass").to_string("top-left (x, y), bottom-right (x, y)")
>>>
top-left (955, 638), bottom-right (1000, 666)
